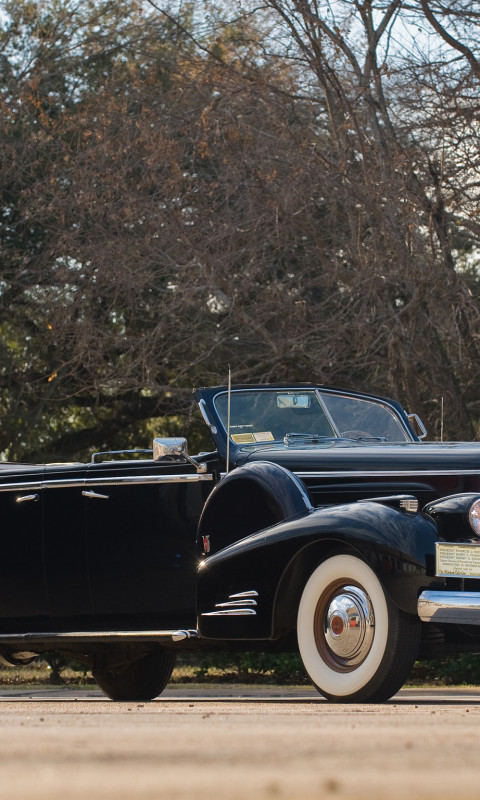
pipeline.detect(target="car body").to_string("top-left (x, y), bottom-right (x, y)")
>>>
top-left (2, 382), bottom-right (480, 702)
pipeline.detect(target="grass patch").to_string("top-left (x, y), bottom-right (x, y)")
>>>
top-left (1, 652), bottom-right (480, 689)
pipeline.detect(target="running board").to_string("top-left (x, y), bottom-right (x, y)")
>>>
top-left (0, 629), bottom-right (199, 645)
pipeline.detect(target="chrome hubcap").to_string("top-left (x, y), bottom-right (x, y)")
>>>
top-left (323, 585), bottom-right (375, 668)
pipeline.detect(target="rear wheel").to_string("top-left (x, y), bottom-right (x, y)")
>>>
top-left (93, 650), bottom-right (176, 701)
top-left (297, 554), bottom-right (420, 702)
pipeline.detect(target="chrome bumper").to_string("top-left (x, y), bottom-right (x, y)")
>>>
top-left (418, 591), bottom-right (480, 625)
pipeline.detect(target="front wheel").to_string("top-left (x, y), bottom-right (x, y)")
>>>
top-left (297, 554), bottom-right (420, 702)
top-left (93, 650), bottom-right (176, 701)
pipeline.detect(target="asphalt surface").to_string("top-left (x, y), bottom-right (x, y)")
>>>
top-left (0, 686), bottom-right (479, 800)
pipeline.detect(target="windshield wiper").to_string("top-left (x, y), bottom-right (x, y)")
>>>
top-left (283, 432), bottom-right (387, 445)
top-left (340, 434), bottom-right (387, 442)
top-left (283, 432), bottom-right (336, 444)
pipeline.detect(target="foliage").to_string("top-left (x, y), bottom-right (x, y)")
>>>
top-left (6, 652), bottom-right (480, 688)
top-left (175, 651), bottom-right (310, 684)
top-left (1, 1), bottom-right (480, 458)
top-left (41, 651), bottom-right (92, 684)
top-left (411, 655), bottom-right (480, 686)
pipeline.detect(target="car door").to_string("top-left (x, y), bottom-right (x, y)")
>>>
top-left (84, 460), bottom-right (212, 630)
top-left (42, 464), bottom-right (92, 628)
top-left (0, 466), bottom-right (49, 629)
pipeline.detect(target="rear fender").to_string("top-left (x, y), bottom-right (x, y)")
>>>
top-left (197, 501), bottom-right (440, 640)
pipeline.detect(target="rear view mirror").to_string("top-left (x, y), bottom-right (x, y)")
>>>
top-left (277, 394), bottom-right (311, 409)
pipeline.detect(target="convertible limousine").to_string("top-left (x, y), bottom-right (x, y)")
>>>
top-left (2, 382), bottom-right (480, 702)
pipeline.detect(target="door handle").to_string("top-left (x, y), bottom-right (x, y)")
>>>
top-left (82, 490), bottom-right (109, 500)
top-left (16, 494), bottom-right (39, 503)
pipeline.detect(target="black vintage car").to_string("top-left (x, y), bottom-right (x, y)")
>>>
top-left (2, 383), bottom-right (480, 702)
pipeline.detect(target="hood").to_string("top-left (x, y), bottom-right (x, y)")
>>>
top-left (239, 440), bottom-right (480, 473)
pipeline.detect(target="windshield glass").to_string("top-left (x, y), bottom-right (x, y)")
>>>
top-left (213, 389), bottom-right (410, 444)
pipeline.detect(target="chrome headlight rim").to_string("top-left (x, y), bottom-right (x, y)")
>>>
top-left (468, 498), bottom-right (480, 538)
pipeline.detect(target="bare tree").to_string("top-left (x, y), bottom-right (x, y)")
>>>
top-left (2, 0), bottom-right (480, 459)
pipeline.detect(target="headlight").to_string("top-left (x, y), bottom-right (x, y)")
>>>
top-left (469, 499), bottom-right (480, 537)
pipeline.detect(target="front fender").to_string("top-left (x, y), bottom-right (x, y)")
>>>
top-left (197, 501), bottom-right (440, 640)
top-left (197, 460), bottom-right (312, 555)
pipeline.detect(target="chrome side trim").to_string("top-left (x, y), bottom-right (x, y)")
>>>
top-left (295, 469), bottom-right (480, 479)
top-left (0, 474), bottom-right (213, 493)
top-left (85, 474), bottom-right (213, 487)
top-left (0, 629), bottom-right (199, 644)
top-left (418, 591), bottom-right (480, 625)
top-left (200, 590), bottom-right (259, 617)
top-left (214, 600), bottom-right (257, 608)
top-left (198, 399), bottom-right (217, 435)
top-left (399, 498), bottom-right (419, 512)
top-left (407, 413), bottom-right (428, 440)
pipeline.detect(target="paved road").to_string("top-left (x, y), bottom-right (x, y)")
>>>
top-left (0, 686), bottom-right (479, 800)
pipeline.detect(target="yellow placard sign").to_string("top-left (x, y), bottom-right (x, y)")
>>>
top-left (253, 432), bottom-right (274, 442)
top-left (231, 433), bottom-right (255, 444)
top-left (436, 543), bottom-right (480, 578)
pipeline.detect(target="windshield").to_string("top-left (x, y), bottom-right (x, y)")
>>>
top-left (213, 389), bottom-right (410, 444)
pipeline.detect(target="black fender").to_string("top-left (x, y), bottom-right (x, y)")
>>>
top-left (197, 460), bottom-right (312, 555)
top-left (197, 499), bottom-right (440, 641)
top-left (423, 492), bottom-right (480, 540)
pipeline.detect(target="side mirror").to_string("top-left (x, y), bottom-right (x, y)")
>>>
top-left (153, 437), bottom-right (188, 461)
top-left (407, 414), bottom-right (427, 440)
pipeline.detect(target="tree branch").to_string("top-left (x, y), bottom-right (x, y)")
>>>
top-left (420, 0), bottom-right (480, 76)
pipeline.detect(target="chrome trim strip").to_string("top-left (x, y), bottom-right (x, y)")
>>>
top-left (314, 388), bottom-right (341, 437)
top-left (399, 498), bottom-right (419, 512)
top-left (418, 590), bottom-right (480, 625)
top-left (295, 470), bottom-right (480, 479)
top-left (407, 413), bottom-right (427, 440)
top-left (0, 629), bottom-right (199, 644)
top-left (201, 609), bottom-right (257, 617)
top-left (198, 399), bottom-right (217, 435)
top-left (0, 474), bottom-right (213, 493)
top-left (214, 599), bottom-right (257, 608)
top-left (7, 482), bottom-right (42, 492)
top-left (200, 589), bottom-right (259, 617)
top-left (84, 475), bottom-right (213, 487)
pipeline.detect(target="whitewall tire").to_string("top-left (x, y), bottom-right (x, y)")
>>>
top-left (297, 554), bottom-right (420, 702)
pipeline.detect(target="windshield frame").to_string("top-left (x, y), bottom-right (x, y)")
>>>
top-left (207, 385), bottom-right (415, 455)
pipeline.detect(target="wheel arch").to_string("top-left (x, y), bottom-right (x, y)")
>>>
top-left (272, 539), bottom-right (364, 636)
top-left (271, 516), bottom-right (434, 637)
top-left (197, 460), bottom-right (313, 554)
top-left (198, 499), bottom-right (438, 640)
